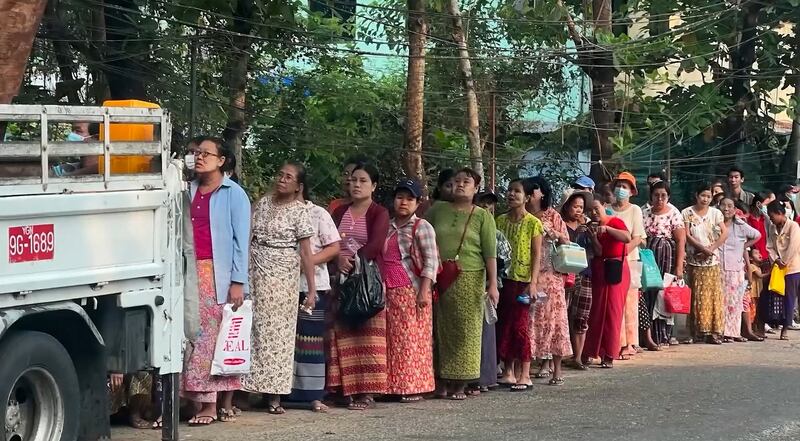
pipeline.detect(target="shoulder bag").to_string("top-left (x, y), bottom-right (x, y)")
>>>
top-left (436, 207), bottom-right (475, 295)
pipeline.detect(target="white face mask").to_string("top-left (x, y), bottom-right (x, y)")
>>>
top-left (184, 154), bottom-right (195, 170)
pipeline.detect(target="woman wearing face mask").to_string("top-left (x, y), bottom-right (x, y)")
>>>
top-left (383, 179), bottom-right (438, 403)
top-left (583, 194), bottom-right (632, 368)
top-left (610, 172), bottom-right (649, 356)
top-left (524, 176), bottom-right (572, 385)
top-left (495, 179), bottom-right (543, 390)
top-left (327, 162), bottom-right (391, 410)
top-left (243, 163), bottom-right (317, 415)
top-left (747, 192), bottom-right (774, 263)
top-left (718, 198), bottom-right (761, 343)
top-left (181, 137), bottom-right (250, 426)
top-left (682, 183), bottom-right (728, 345)
top-left (426, 168), bottom-right (498, 400)
top-left (766, 200), bottom-right (800, 340)
top-left (642, 181), bottom-right (686, 347)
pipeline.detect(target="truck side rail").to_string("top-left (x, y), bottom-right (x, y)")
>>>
top-left (0, 104), bottom-right (170, 196)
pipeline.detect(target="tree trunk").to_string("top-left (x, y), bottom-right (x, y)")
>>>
top-left (403, 0), bottom-right (427, 184)
top-left (717, 2), bottom-right (761, 172)
top-left (89, 1), bottom-right (109, 104)
top-left (46, 0), bottom-right (82, 104)
top-left (105, 0), bottom-right (147, 100)
top-left (221, 0), bottom-right (254, 180)
top-left (445, 0), bottom-right (483, 184)
top-left (588, 0), bottom-right (615, 183)
top-left (0, 0), bottom-right (47, 104)
top-left (781, 74), bottom-right (800, 183)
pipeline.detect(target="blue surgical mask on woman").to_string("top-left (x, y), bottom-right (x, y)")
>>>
top-left (66, 132), bottom-right (85, 142)
top-left (760, 205), bottom-right (768, 216)
top-left (614, 187), bottom-right (631, 201)
top-left (605, 207), bottom-right (614, 216)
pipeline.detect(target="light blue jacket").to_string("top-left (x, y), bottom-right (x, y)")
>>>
top-left (189, 177), bottom-right (251, 304)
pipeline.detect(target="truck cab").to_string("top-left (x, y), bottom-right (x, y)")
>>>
top-left (0, 105), bottom-right (184, 441)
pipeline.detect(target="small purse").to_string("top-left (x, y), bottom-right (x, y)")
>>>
top-left (437, 207), bottom-right (475, 295)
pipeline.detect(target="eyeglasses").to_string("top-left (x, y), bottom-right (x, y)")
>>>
top-left (191, 150), bottom-right (220, 159)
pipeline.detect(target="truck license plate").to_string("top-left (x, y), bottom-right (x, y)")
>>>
top-left (8, 224), bottom-right (55, 263)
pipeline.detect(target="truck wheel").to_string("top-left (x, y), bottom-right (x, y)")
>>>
top-left (0, 331), bottom-right (80, 441)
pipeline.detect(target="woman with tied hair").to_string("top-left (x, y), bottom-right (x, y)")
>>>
top-left (641, 180), bottom-right (686, 346)
top-left (718, 197), bottom-right (761, 343)
top-left (583, 192), bottom-right (632, 368)
top-left (682, 183), bottom-right (728, 345)
top-left (243, 162), bottom-right (317, 415)
top-left (427, 168), bottom-right (498, 400)
top-left (524, 176), bottom-right (572, 385)
top-left (495, 178), bottom-right (544, 390)
top-left (327, 162), bottom-right (391, 410)
top-left (560, 191), bottom-right (594, 370)
top-left (181, 137), bottom-right (250, 426)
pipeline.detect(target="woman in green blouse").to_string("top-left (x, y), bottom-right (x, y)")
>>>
top-left (427, 168), bottom-right (498, 400)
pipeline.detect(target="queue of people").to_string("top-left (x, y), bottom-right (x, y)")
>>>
top-left (108, 137), bottom-right (800, 429)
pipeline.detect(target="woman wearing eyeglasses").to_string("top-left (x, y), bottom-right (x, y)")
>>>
top-left (241, 162), bottom-right (317, 415)
top-left (181, 137), bottom-right (251, 426)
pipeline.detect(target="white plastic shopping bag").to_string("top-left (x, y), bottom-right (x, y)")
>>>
top-left (211, 300), bottom-right (252, 376)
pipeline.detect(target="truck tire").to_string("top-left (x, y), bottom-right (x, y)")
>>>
top-left (0, 331), bottom-right (80, 441)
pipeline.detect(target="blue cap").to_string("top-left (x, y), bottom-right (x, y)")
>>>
top-left (574, 176), bottom-right (595, 190)
top-left (395, 178), bottom-right (423, 198)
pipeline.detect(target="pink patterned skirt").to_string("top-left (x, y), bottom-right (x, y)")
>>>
top-left (181, 259), bottom-right (241, 403)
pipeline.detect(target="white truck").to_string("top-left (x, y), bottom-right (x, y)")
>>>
top-left (0, 105), bottom-right (185, 441)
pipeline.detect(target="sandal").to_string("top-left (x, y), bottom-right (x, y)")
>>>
top-left (510, 384), bottom-right (530, 392)
top-left (188, 415), bottom-right (217, 426)
top-left (533, 370), bottom-right (552, 379)
top-left (399, 395), bottom-right (423, 403)
top-left (548, 377), bottom-right (565, 386)
top-left (151, 418), bottom-right (162, 430)
top-left (217, 408), bottom-right (237, 422)
top-left (617, 353), bottom-right (631, 361)
top-left (464, 388), bottom-right (481, 397)
top-left (733, 337), bottom-right (748, 343)
top-left (448, 392), bottom-right (467, 401)
top-left (600, 360), bottom-right (613, 369)
top-left (267, 405), bottom-right (286, 415)
top-left (347, 401), bottom-right (369, 411)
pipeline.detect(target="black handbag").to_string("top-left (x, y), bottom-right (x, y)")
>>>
top-left (339, 257), bottom-right (385, 326)
top-left (603, 245), bottom-right (626, 285)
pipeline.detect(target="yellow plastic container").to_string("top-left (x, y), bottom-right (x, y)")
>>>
top-left (98, 100), bottom-right (159, 174)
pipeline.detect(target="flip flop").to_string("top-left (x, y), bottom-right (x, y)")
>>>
top-left (151, 418), bottom-right (162, 430)
top-left (449, 392), bottom-right (468, 401)
top-left (399, 395), bottom-right (423, 403)
top-left (510, 384), bottom-right (530, 392)
top-left (267, 405), bottom-right (286, 415)
top-left (188, 415), bottom-right (217, 426)
top-left (347, 401), bottom-right (369, 411)
top-left (217, 408), bottom-right (237, 422)
top-left (548, 378), bottom-right (565, 386)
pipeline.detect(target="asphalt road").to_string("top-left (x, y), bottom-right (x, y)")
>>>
top-left (113, 337), bottom-right (800, 441)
